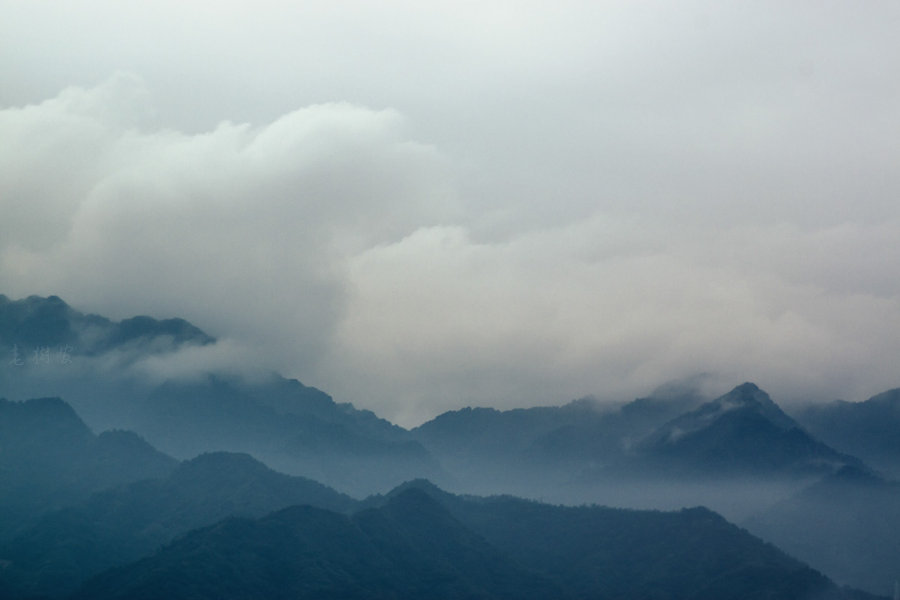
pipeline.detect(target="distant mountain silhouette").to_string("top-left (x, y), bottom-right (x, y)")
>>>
top-left (0, 295), bottom-right (444, 495)
top-left (524, 389), bottom-right (702, 463)
top-left (412, 382), bottom-right (864, 500)
top-left (746, 465), bottom-right (900, 596)
top-left (411, 384), bottom-right (702, 495)
top-left (0, 397), bottom-right (176, 540)
top-left (413, 387), bottom-right (700, 461)
top-left (794, 388), bottom-right (900, 478)
top-left (0, 294), bottom-right (215, 430)
top-left (631, 383), bottom-right (861, 478)
top-left (0, 293), bottom-right (213, 357)
top-left (135, 372), bottom-right (444, 495)
top-left (0, 451), bottom-right (356, 598)
top-left (2, 294), bottom-right (896, 599)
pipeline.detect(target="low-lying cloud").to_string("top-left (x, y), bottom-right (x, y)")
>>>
top-left (329, 217), bottom-right (900, 425)
top-left (1, 74), bottom-right (455, 381)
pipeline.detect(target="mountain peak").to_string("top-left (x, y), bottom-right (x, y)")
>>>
top-left (0, 293), bottom-right (215, 357)
top-left (383, 485), bottom-right (446, 515)
top-left (732, 381), bottom-right (762, 395)
top-left (0, 396), bottom-right (92, 435)
top-left (173, 451), bottom-right (271, 482)
top-left (719, 382), bottom-right (767, 406)
top-left (866, 387), bottom-right (900, 409)
top-left (701, 383), bottom-right (798, 431)
top-left (386, 478), bottom-right (449, 502)
top-left (635, 383), bottom-right (858, 477)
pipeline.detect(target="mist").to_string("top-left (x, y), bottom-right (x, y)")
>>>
top-left (4, 3), bottom-right (900, 598)
top-left (3, 3), bottom-right (900, 425)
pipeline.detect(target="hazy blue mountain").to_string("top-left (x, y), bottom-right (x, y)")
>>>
top-left (745, 465), bottom-right (900, 596)
top-left (0, 397), bottom-right (177, 540)
top-left (410, 401), bottom-right (611, 495)
top-left (0, 294), bottom-right (79, 350)
top-left (0, 294), bottom-right (215, 430)
top-left (793, 388), bottom-right (900, 478)
top-left (525, 387), bottom-right (703, 463)
top-left (408, 382), bottom-right (865, 510)
top-left (413, 386), bottom-right (700, 460)
top-left (135, 372), bottom-right (443, 496)
top-left (73, 481), bottom-right (879, 600)
top-left (138, 372), bottom-right (412, 455)
top-left (631, 383), bottom-right (861, 478)
top-left (3, 294), bottom-right (894, 599)
top-left (72, 488), bottom-right (559, 600)
top-left (0, 293), bottom-right (213, 358)
top-left (412, 401), bottom-right (600, 457)
top-left (1, 295), bottom-right (444, 496)
top-left (410, 384), bottom-right (702, 496)
top-left (0, 451), bottom-right (356, 598)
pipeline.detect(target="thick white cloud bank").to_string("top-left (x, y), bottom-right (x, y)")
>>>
top-left (1, 74), bottom-right (456, 384)
top-left (3, 3), bottom-right (900, 425)
top-left (334, 220), bottom-right (900, 425)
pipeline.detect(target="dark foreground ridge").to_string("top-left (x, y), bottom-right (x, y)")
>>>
top-left (71, 481), bottom-right (879, 600)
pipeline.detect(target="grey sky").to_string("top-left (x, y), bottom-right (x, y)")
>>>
top-left (2, 1), bottom-right (899, 425)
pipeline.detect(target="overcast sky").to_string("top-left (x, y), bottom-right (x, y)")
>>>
top-left (2, 1), bottom-right (900, 425)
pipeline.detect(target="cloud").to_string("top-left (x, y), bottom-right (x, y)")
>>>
top-left (321, 216), bottom-right (900, 425)
top-left (0, 74), bottom-right (456, 376)
top-left (3, 2), bottom-right (900, 427)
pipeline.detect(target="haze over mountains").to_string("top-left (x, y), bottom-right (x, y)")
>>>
top-left (0, 294), bottom-right (442, 496)
top-left (0, 393), bottom-right (883, 600)
top-left (5, 3), bottom-right (900, 598)
top-left (1, 294), bottom-right (898, 598)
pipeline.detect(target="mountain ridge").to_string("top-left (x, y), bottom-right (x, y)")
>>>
top-left (631, 382), bottom-right (860, 478)
top-left (2, 293), bottom-right (898, 598)
top-left (70, 480), bottom-right (880, 600)
top-left (794, 388), bottom-right (900, 478)
top-left (0, 396), bottom-right (177, 540)
top-left (0, 450), bottom-right (357, 597)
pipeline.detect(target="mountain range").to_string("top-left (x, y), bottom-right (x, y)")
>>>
top-left (0, 294), bottom-right (442, 496)
top-left (2, 294), bottom-right (898, 597)
top-left (630, 382), bottom-right (862, 478)
top-left (0, 450), bottom-right (355, 597)
top-left (70, 482), bottom-right (880, 600)
top-left (0, 393), bottom-right (881, 599)
top-left (0, 396), bottom-right (176, 540)
top-left (794, 389), bottom-right (900, 479)
top-left (746, 465), bottom-right (900, 595)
